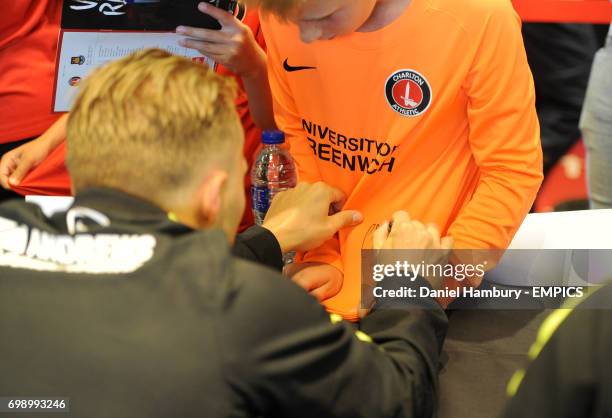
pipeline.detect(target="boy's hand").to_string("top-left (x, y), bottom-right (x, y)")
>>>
top-left (287, 262), bottom-right (343, 302)
top-left (0, 138), bottom-right (55, 190)
top-left (177, 3), bottom-right (264, 78)
top-left (0, 113), bottom-right (67, 190)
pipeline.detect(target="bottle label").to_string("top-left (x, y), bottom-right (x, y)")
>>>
top-left (251, 185), bottom-right (270, 213)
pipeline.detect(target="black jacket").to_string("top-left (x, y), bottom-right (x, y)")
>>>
top-left (500, 284), bottom-right (612, 418)
top-left (0, 188), bottom-right (447, 418)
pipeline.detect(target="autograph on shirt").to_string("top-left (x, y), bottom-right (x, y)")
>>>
top-left (69, 0), bottom-right (127, 16)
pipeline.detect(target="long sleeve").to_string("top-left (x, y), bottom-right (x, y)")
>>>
top-left (233, 225), bottom-right (283, 271)
top-left (217, 267), bottom-right (448, 418)
top-left (448, 2), bottom-right (544, 249)
top-left (261, 15), bottom-right (343, 274)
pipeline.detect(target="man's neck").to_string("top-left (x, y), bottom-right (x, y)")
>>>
top-left (357, 0), bottom-right (412, 33)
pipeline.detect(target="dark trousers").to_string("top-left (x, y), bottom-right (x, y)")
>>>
top-left (0, 138), bottom-right (33, 204)
top-left (522, 23), bottom-right (599, 175)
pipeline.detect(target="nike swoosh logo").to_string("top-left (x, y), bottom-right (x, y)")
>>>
top-left (283, 58), bottom-right (317, 72)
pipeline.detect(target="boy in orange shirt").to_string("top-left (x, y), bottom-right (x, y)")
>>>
top-left (257, 0), bottom-right (544, 320)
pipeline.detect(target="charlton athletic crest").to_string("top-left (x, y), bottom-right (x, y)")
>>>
top-left (385, 69), bottom-right (432, 117)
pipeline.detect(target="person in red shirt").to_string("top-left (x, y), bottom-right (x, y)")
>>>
top-left (0, 0), bottom-right (63, 202)
top-left (0, 2), bottom-right (272, 232)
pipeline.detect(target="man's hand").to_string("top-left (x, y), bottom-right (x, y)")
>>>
top-left (261, 182), bottom-right (363, 253)
top-left (287, 262), bottom-right (343, 302)
top-left (372, 211), bottom-right (453, 290)
top-left (373, 211), bottom-right (453, 253)
top-left (177, 3), bottom-right (265, 78)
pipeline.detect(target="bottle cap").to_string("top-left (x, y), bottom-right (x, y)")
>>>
top-left (262, 130), bottom-right (285, 144)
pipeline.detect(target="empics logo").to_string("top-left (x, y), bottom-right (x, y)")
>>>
top-left (385, 69), bottom-right (432, 117)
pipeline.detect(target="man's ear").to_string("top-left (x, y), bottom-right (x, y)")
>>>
top-left (196, 169), bottom-right (228, 227)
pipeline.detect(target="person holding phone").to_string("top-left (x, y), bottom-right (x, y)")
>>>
top-left (0, 1), bottom-right (273, 232)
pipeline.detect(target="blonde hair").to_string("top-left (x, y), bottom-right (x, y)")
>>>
top-left (67, 48), bottom-right (241, 204)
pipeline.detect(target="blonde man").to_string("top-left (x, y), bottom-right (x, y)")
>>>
top-left (0, 49), bottom-right (450, 418)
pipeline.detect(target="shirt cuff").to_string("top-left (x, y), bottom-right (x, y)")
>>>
top-left (234, 225), bottom-right (284, 272)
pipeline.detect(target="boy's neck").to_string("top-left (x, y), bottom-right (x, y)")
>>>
top-left (357, 0), bottom-right (412, 33)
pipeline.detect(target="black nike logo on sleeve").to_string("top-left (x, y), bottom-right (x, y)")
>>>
top-left (283, 58), bottom-right (317, 72)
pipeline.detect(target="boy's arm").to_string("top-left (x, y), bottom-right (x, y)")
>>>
top-left (0, 113), bottom-right (67, 190)
top-left (448, 2), bottom-right (544, 250)
top-left (239, 41), bottom-right (276, 130)
top-left (238, 12), bottom-right (276, 130)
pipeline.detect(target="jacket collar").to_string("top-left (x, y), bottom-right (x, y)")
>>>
top-left (71, 187), bottom-right (173, 224)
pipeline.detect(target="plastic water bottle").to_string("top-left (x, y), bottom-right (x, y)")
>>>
top-left (251, 130), bottom-right (297, 224)
top-left (251, 130), bottom-right (297, 263)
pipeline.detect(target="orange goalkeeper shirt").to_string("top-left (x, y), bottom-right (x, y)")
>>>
top-left (261, 0), bottom-right (543, 320)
